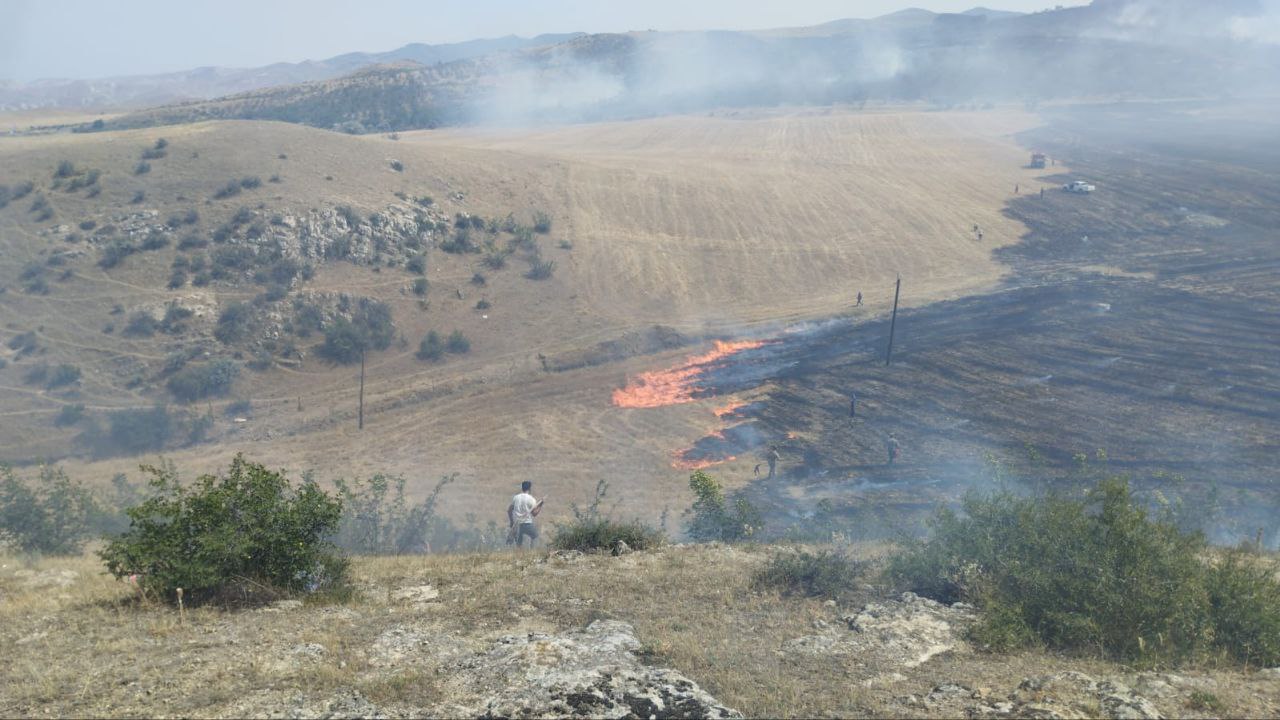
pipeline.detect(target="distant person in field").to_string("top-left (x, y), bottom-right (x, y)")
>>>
top-left (855, 291), bottom-right (863, 307)
top-left (507, 481), bottom-right (545, 548)
top-left (766, 445), bottom-right (781, 479)
top-left (849, 391), bottom-right (858, 418)
top-left (885, 434), bottom-right (900, 466)
top-left (1040, 187), bottom-right (1045, 199)
top-left (1015, 183), bottom-right (1020, 194)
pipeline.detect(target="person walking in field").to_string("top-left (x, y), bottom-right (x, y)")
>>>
top-left (507, 481), bottom-right (545, 548)
top-left (885, 433), bottom-right (900, 466)
top-left (849, 391), bottom-right (858, 418)
top-left (766, 446), bottom-right (781, 479)
top-left (855, 291), bottom-right (863, 307)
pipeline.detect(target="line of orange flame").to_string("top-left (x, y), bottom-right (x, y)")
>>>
top-left (611, 340), bottom-right (767, 409)
top-left (713, 402), bottom-right (748, 418)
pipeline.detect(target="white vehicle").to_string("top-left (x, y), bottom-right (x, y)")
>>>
top-left (1063, 179), bottom-right (1096, 194)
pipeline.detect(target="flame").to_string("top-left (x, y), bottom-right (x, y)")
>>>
top-left (672, 455), bottom-right (736, 470)
top-left (611, 340), bottom-right (767, 409)
top-left (713, 402), bottom-right (747, 418)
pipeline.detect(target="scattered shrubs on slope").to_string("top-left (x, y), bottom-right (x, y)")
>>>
top-left (551, 480), bottom-right (664, 553)
top-left (100, 456), bottom-right (347, 603)
top-left (54, 403), bottom-right (86, 427)
top-left (445, 329), bottom-right (470, 354)
top-left (214, 302), bottom-right (254, 344)
top-left (685, 470), bottom-right (762, 542)
top-left (885, 476), bottom-right (1280, 666)
top-left (753, 549), bottom-right (867, 599)
top-left (0, 464), bottom-right (101, 554)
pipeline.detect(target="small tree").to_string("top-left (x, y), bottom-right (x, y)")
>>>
top-left (100, 456), bottom-right (347, 602)
top-left (446, 329), bottom-right (470, 354)
top-left (685, 470), bottom-right (761, 542)
top-left (417, 331), bottom-right (444, 361)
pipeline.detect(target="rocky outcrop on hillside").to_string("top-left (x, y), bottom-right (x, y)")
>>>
top-left (785, 591), bottom-right (977, 685)
top-left (444, 620), bottom-right (741, 719)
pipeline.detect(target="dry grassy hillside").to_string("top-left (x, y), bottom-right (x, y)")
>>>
top-left (0, 108), bottom-right (1045, 524)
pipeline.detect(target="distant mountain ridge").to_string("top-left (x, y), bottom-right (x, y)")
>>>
top-left (0, 33), bottom-right (584, 112)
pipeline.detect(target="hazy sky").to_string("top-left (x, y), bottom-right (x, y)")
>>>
top-left (1, 0), bottom-right (1087, 81)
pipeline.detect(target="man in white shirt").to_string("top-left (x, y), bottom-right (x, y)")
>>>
top-left (507, 481), bottom-right (545, 547)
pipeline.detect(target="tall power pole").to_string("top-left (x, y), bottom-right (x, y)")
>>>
top-left (885, 275), bottom-right (901, 366)
top-left (358, 348), bottom-right (366, 430)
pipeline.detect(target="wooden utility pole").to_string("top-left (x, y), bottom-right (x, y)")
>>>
top-left (885, 275), bottom-right (901, 366)
top-left (358, 348), bottom-right (366, 430)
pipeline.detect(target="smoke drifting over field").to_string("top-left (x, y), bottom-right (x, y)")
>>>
top-left (467, 0), bottom-right (1280, 127)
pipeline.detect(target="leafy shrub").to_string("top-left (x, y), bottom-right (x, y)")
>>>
top-left (100, 456), bottom-right (347, 603)
top-left (240, 176), bottom-right (262, 190)
top-left (475, 299), bottom-right (491, 310)
top-left (54, 403), bottom-right (86, 427)
top-left (405, 254), bottom-right (426, 275)
top-left (685, 470), bottom-right (761, 542)
top-left (482, 252), bottom-right (507, 270)
top-left (525, 257), bottom-right (556, 280)
top-left (533, 211), bottom-right (552, 233)
top-left (177, 233), bottom-right (207, 250)
top-left (552, 518), bottom-right (663, 553)
top-left (470, 272), bottom-right (486, 286)
top-left (167, 359), bottom-right (239, 402)
top-left (332, 474), bottom-right (453, 554)
top-left (134, 161), bottom-right (152, 175)
top-left (416, 331), bottom-right (444, 361)
top-left (885, 477), bottom-right (1280, 665)
top-left (214, 302), bottom-right (254, 344)
top-left (390, 160), bottom-right (404, 172)
top-left (753, 549), bottom-right (866, 599)
top-left (1204, 548), bottom-right (1280, 666)
top-left (318, 299), bottom-right (395, 364)
top-left (78, 219), bottom-right (96, 231)
top-left (140, 231), bottom-right (170, 251)
top-left (0, 465), bottom-right (100, 554)
top-left (168, 269), bottom-right (187, 289)
top-left (23, 363), bottom-right (49, 386)
top-left (445, 329), bottom-right (470, 354)
top-left (45, 363), bottom-right (81, 389)
top-left (131, 190), bottom-right (146, 204)
top-left (213, 181), bottom-right (242, 199)
top-left (336, 205), bottom-right (362, 228)
top-left (412, 278), bottom-right (429, 296)
top-left (79, 405), bottom-right (173, 457)
top-left (123, 311), bottom-right (159, 337)
top-left (8, 330), bottom-right (38, 356)
top-left (141, 146), bottom-right (167, 160)
top-left (55, 160), bottom-right (77, 178)
top-left (0, 184), bottom-right (9, 209)
top-left (98, 239), bottom-right (137, 269)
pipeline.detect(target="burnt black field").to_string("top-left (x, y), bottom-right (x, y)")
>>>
top-left (681, 101), bottom-right (1280, 546)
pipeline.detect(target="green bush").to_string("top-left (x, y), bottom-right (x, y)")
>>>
top-left (885, 477), bottom-right (1280, 665)
top-left (123, 311), bottom-right (159, 337)
top-left (100, 456), bottom-right (347, 603)
top-left (77, 405), bottom-right (173, 458)
top-left (753, 549), bottom-right (866, 599)
top-left (45, 363), bottom-right (81, 389)
top-left (98, 239), bottom-right (137, 269)
top-left (552, 518), bottom-right (663, 553)
top-left (446, 329), bottom-right (470, 354)
top-left (134, 161), bottom-right (152, 175)
top-left (525, 257), bottom-right (556, 280)
top-left (550, 480), bottom-right (664, 553)
top-left (54, 403), bottom-right (86, 427)
top-left (405, 254), bottom-right (426, 275)
top-left (318, 299), bottom-right (395, 364)
top-left (214, 302), bottom-right (254, 343)
top-left (417, 331), bottom-right (444, 361)
top-left (412, 277), bottom-right (429, 296)
top-left (0, 465), bottom-right (101, 554)
top-left (685, 470), bottom-right (761, 542)
top-left (533, 211), bottom-right (552, 233)
top-left (332, 474), bottom-right (452, 554)
top-left (213, 180), bottom-right (241, 199)
top-left (166, 359), bottom-right (239, 402)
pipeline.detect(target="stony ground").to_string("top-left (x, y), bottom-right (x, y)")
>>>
top-left (3, 543), bottom-right (1279, 718)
